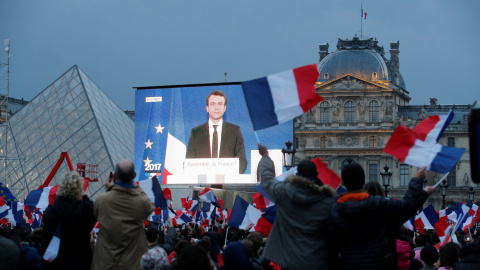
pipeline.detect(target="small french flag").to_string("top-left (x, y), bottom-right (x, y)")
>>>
top-left (43, 221), bottom-right (61, 262)
top-left (384, 111), bottom-right (465, 173)
top-left (242, 64), bottom-right (323, 131)
top-left (199, 188), bottom-right (222, 209)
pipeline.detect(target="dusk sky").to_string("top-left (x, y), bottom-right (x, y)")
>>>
top-left (1, 1), bottom-right (479, 110)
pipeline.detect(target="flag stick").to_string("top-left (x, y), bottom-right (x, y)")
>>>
top-left (433, 173), bottom-right (450, 187)
top-left (254, 131), bottom-right (261, 144)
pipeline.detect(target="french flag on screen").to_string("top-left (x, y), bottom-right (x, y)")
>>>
top-left (43, 221), bottom-right (61, 262)
top-left (25, 185), bottom-right (59, 212)
top-left (242, 64), bottom-right (323, 131)
top-left (163, 90), bottom-right (187, 184)
top-left (384, 111), bottom-right (465, 173)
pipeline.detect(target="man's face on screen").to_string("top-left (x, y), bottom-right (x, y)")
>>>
top-left (206, 95), bottom-right (226, 122)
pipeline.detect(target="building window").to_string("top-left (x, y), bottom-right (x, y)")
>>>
top-left (369, 100), bottom-right (380, 122)
top-left (320, 136), bottom-right (327, 148)
top-left (400, 164), bottom-right (409, 186)
top-left (324, 73), bottom-right (329, 79)
top-left (345, 101), bottom-right (355, 123)
top-left (447, 137), bottom-right (456, 186)
top-left (369, 136), bottom-right (377, 148)
top-left (319, 102), bottom-right (330, 123)
top-left (369, 164), bottom-right (378, 182)
top-left (372, 72), bottom-right (378, 80)
top-left (294, 137), bottom-right (299, 149)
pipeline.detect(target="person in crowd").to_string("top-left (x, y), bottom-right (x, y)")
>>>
top-left (221, 241), bottom-right (253, 270)
top-left (140, 244), bottom-right (170, 270)
top-left (414, 234), bottom-right (427, 266)
top-left (29, 227), bottom-right (43, 254)
top-left (364, 181), bottom-right (385, 197)
top-left (40, 172), bottom-right (96, 270)
top-left (397, 226), bottom-right (414, 270)
top-left (0, 235), bottom-right (21, 270)
top-left (10, 231), bottom-right (42, 270)
top-left (437, 242), bottom-right (460, 270)
top-left (169, 240), bottom-right (190, 264)
top-left (171, 244), bottom-right (215, 270)
top-left (91, 160), bottom-right (155, 270)
top-left (419, 245), bottom-right (438, 270)
top-left (257, 144), bottom-right (336, 270)
top-left (146, 227), bottom-right (162, 250)
top-left (329, 164), bottom-right (434, 270)
top-left (452, 243), bottom-right (480, 270)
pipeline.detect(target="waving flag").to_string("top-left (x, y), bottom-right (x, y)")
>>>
top-left (415, 205), bottom-right (439, 231)
top-left (43, 221), bottom-right (61, 262)
top-left (384, 111), bottom-right (465, 173)
top-left (252, 192), bottom-right (275, 211)
top-left (311, 157), bottom-right (342, 189)
top-left (25, 186), bottom-right (59, 212)
top-left (242, 64), bottom-right (322, 131)
top-left (173, 213), bottom-right (193, 226)
top-left (0, 197), bottom-right (8, 220)
top-left (229, 196), bottom-right (262, 229)
top-left (0, 182), bottom-right (19, 207)
top-left (199, 188), bottom-right (222, 209)
top-left (137, 176), bottom-right (169, 220)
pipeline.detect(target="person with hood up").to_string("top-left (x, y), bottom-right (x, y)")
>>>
top-left (256, 144), bottom-right (335, 270)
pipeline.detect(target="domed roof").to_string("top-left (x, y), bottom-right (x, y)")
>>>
top-left (317, 37), bottom-right (406, 89)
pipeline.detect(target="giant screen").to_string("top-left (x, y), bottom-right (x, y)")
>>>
top-left (134, 83), bottom-right (293, 184)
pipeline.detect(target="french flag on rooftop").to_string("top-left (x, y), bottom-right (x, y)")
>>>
top-left (384, 111), bottom-right (465, 173)
top-left (242, 64), bottom-right (323, 131)
top-left (199, 188), bottom-right (222, 209)
top-left (24, 185), bottom-right (58, 212)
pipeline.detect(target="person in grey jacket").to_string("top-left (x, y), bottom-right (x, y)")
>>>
top-left (257, 144), bottom-right (335, 270)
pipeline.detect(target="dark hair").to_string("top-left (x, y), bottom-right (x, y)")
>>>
top-left (439, 242), bottom-right (460, 268)
top-left (459, 243), bottom-right (480, 259)
top-left (145, 227), bottom-right (158, 243)
top-left (364, 181), bottom-right (385, 196)
top-left (341, 163), bottom-right (365, 191)
top-left (246, 231), bottom-right (263, 255)
top-left (206, 90), bottom-right (227, 106)
top-left (172, 245), bottom-right (213, 270)
top-left (415, 234), bottom-right (426, 247)
top-left (115, 161), bottom-right (135, 182)
top-left (175, 240), bottom-right (190, 256)
top-left (420, 245), bottom-right (439, 266)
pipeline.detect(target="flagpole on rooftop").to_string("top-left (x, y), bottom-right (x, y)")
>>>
top-left (360, 5), bottom-right (363, 39)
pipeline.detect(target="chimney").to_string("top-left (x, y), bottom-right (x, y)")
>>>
top-left (389, 41), bottom-right (400, 86)
top-left (319, 43), bottom-right (329, 62)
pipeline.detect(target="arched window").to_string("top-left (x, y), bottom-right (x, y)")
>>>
top-left (369, 136), bottom-right (377, 148)
top-left (324, 73), bottom-right (329, 79)
top-left (345, 101), bottom-right (355, 123)
top-left (319, 102), bottom-right (330, 123)
top-left (372, 72), bottom-right (378, 80)
top-left (369, 100), bottom-right (380, 122)
top-left (320, 136), bottom-right (327, 148)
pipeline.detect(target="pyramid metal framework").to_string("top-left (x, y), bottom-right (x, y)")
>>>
top-left (0, 65), bottom-right (134, 200)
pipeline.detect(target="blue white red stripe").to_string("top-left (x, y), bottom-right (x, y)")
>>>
top-left (25, 185), bottom-right (58, 212)
top-left (199, 188), bottom-right (222, 209)
top-left (43, 221), bottom-right (61, 262)
top-left (242, 64), bottom-right (322, 131)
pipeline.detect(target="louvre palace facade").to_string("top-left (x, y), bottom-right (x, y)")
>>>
top-left (294, 36), bottom-right (476, 209)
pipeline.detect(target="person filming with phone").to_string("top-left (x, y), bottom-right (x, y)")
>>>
top-left (91, 159), bottom-right (155, 270)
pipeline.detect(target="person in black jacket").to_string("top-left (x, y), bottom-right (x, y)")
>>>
top-left (329, 164), bottom-right (434, 270)
top-left (40, 172), bottom-right (96, 270)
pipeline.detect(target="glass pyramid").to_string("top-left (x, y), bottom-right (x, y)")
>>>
top-left (0, 65), bottom-right (134, 200)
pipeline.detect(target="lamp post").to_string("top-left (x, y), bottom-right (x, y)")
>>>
top-left (439, 179), bottom-right (449, 209)
top-left (281, 141), bottom-right (296, 170)
top-left (380, 166), bottom-right (392, 197)
top-left (467, 187), bottom-right (475, 203)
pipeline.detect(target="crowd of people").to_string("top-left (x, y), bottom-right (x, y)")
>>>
top-left (1, 151), bottom-right (480, 270)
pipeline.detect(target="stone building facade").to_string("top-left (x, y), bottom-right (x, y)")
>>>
top-left (294, 36), bottom-right (477, 209)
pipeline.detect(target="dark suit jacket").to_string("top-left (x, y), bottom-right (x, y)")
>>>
top-left (186, 121), bottom-right (247, 173)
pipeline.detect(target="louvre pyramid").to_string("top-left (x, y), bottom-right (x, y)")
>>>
top-left (0, 65), bottom-right (134, 200)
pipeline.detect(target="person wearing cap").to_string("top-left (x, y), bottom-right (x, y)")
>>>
top-left (329, 163), bottom-right (435, 270)
top-left (256, 144), bottom-right (335, 270)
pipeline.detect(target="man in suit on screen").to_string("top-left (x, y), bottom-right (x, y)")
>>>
top-left (186, 90), bottom-right (247, 173)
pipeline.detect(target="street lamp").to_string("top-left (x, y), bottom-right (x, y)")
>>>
top-left (439, 179), bottom-right (449, 209)
top-left (467, 187), bottom-right (475, 203)
top-left (281, 141), bottom-right (296, 170)
top-left (380, 166), bottom-right (392, 197)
